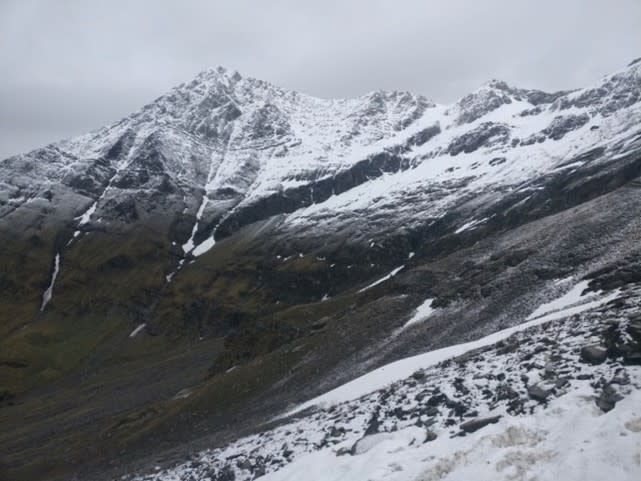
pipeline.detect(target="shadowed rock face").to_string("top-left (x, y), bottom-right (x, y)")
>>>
top-left (542, 113), bottom-right (591, 140)
top-left (447, 122), bottom-right (511, 156)
top-left (1, 60), bottom-right (641, 481)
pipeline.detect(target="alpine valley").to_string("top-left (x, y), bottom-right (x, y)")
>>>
top-left (1, 59), bottom-right (641, 481)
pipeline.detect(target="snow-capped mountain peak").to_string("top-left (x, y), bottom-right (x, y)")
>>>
top-left (2, 60), bottom-right (641, 261)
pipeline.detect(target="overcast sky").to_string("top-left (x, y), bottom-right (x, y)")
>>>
top-left (1, 0), bottom-right (640, 159)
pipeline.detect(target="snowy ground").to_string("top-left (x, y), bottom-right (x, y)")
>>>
top-left (128, 282), bottom-right (641, 481)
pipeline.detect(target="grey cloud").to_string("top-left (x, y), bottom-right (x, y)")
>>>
top-left (1, 0), bottom-right (640, 159)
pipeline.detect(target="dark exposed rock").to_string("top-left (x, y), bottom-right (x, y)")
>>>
top-left (580, 345), bottom-right (608, 365)
top-left (528, 383), bottom-right (555, 402)
top-left (447, 122), bottom-right (510, 156)
top-left (596, 384), bottom-right (623, 412)
top-left (519, 106), bottom-right (542, 117)
top-left (494, 383), bottom-right (519, 402)
top-left (405, 124), bottom-right (441, 148)
top-left (423, 430), bottom-right (437, 443)
top-left (489, 157), bottom-right (506, 166)
top-left (460, 415), bottom-right (501, 433)
top-left (213, 465), bottom-right (235, 481)
top-left (542, 114), bottom-right (590, 140)
top-left (622, 351), bottom-right (641, 365)
top-left (215, 150), bottom-right (412, 240)
top-left (336, 447), bottom-right (351, 456)
top-left (364, 409), bottom-right (381, 436)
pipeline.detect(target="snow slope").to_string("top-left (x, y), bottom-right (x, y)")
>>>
top-left (263, 388), bottom-right (641, 481)
top-left (131, 282), bottom-right (641, 481)
top-left (286, 283), bottom-right (619, 415)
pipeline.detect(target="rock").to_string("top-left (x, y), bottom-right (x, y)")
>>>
top-left (236, 458), bottom-right (252, 470)
top-left (528, 383), bottom-right (555, 402)
top-left (350, 432), bottom-right (396, 455)
top-left (622, 351), bottom-right (641, 365)
top-left (627, 321), bottom-right (641, 342)
top-left (460, 415), bottom-right (501, 433)
top-left (415, 389), bottom-right (433, 402)
top-left (554, 377), bottom-right (570, 389)
top-left (611, 372), bottom-right (630, 385)
top-left (507, 398), bottom-right (525, 414)
top-left (392, 407), bottom-right (410, 420)
top-left (596, 384), bottom-right (623, 412)
top-left (447, 122), bottom-right (510, 156)
top-left (281, 443), bottom-right (293, 458)
top-left (494, 383), bottom-right (519, 401)
top-left (363, 409), bottom-right (380, 436)
top-left (336, 447), bottom-right (351, 456)
top-left (213, 465), bottom-right (236, 481)
top-left (453, 378), bottom-right (469, 395)
top-left (455, 88), bottom-right (512, 124)
top-left (419, 405), bottom-right (439, 417)
top-left (580, 345), bottom-right (607, 365)
top-left (543, 363), bottom-right (557, 378)
top-left (424, 430), bottom-right (438, 443)
top-left (542, 113), bottom-right (590, 140)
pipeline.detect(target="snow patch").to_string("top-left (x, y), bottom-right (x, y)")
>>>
top-left (192, 236), bottom-right (216, 257)
top-left (527, 280), bottom-right (591, 320)
top-left (182, 195), bottom-right (209, 254)
top-left (403, 298), bottom-right (435, 328)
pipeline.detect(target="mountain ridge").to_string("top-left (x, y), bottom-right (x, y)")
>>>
top-left (1, 59), bottom-right (641, 481)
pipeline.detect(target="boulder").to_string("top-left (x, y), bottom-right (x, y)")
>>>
top-left (580, 345), bottom-right (607, 364)
top-left (460, 415), bottom-right (501, 433)
top-left (596, 384), bottom-right (623, 412)
top-left (528, 383), bottom-right (555, 402)
top-left (424, 430), bottom-right (438, 443)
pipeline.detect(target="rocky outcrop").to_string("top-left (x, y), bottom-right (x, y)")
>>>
top-left (447, 122), bottom-right (510, 156)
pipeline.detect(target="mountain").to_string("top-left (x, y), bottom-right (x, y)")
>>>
top-left (1, 60), bottom-right (641, 481)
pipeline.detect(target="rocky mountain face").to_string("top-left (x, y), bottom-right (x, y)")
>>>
top-left (1, 60), bottom-right (641, 481)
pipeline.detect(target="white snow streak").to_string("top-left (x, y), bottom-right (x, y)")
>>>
top-left (76, 201), bottom-right (97, 226)
top-left (182, 194), bottom-right (210, 254)
top-left (358, 265), bottom-right (405, 293)
top-left (455, 217), bottom-right (489, 234)
top-left (129, 323), bottom-right (146, 338)
top-left (40, 253), bottom-right (60, 311)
